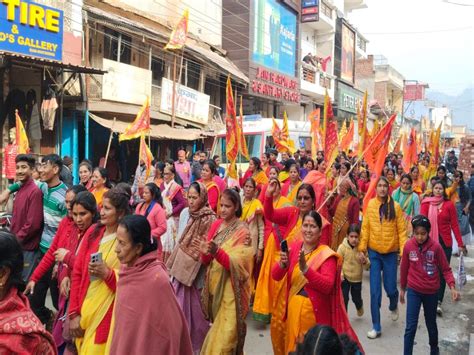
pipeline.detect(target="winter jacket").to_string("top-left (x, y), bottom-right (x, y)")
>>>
top-left (337, 238), bottom-right (370, 283)
top-left (400, 237), bottom-right (455, 294)
top-left (358, 197), bottom-right (407, 255)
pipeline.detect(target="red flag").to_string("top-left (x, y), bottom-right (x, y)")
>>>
top-left (225, 77), bottom-right (239, 178)
top-left (309, 108), bottom-right (321, 158)
top-left (272, 113), bottom-right (296, 154)
top-left (340, 119), bottom-right (354, 153)
top-left (139, 134), bottom-right (154, 179)
top-left (402, 128), bottom-right (417, 173)
top-left (362, 114), bottom-right (397, 212)
top-left (393, 134), bottom-right (402, 154)
top-left (322, 91), bottom-right (334, 149)
top-left (119, 97), bottom-right (150, 141)
top-left (323, 93), bottom-right (338, 169)
top-left (164, 9), bottom-right (189, 50)
top-left (363, 114), bottom-right (397, 174)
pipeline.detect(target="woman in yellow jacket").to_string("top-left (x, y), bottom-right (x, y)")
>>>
top-left (358, 176), bottom-right (407, 339)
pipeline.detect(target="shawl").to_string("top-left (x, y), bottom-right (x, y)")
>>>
top-left (424, 195), bottom-right (444, 242)
top-left (241, 198), bottom-right (263, 223)
top-left (330, 195), bottom-right (351, 251)
top-left (167, 182), bottom-right (216, 286)
top-left (253, 170), bottom-right (269, 186)
top-left (109, 254), bottom-right (193, 354)
top-left (393, 187), bottom-right (415, 217)
top-left (0, 287), bottom-right (57, 355)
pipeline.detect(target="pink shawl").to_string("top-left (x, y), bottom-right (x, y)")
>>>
top-left (424, 195), bottom-right (444, 242)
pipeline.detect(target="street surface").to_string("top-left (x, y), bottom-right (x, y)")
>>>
top-left (245, 245), bottom-right (474, 354)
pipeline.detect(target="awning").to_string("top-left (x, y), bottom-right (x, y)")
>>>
top-left (89, 113), bottom-right (205, 140)
top-left (0, 52), bottom-right (106, 75)
top-left (84, 5), bottom-right (248, 83)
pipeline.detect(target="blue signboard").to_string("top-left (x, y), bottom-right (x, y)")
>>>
top-left (252, 0), bottom-right (297, 77)
top-left (0, 0), bottom-right (63, 61)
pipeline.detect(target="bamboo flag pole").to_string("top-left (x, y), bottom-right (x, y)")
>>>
top-left (103, 117), bottom-right (116, 167)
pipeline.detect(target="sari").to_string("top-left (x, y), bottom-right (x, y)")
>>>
top-left (0, 287), bottom-right (57, 354)
top-left (330, 196), bottom-right (351, 251)
top-left (252, 195), bottom-right (291, 324)
top-left (201, 220), bottom-right (254, 355)
top-left (76, 233), bottom-right (119, 354)
top-left (241, 198), bottom-right (264, 255)
top-left (92, 186), bottom-right (109, 209)
top-left (282, 180), bottom-right (302, 205)
top-left (203, 180), bottom-right (220, 213)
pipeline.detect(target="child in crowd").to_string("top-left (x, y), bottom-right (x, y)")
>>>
top-left (337, 224), bottom-right (370, 315)
top-left (400, 215), bottom-right (460, 355)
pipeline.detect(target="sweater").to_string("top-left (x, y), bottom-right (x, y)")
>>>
top-left (400, 237), bottom-right (455, 294)
top-left (358, 197), bottom-right (407, 255)
top-left (10, 178), bottom-right (44, 251)
top-left (337, 238), bottom-right (370, 283)
top-left (420, 200), bottom-right (464, 248)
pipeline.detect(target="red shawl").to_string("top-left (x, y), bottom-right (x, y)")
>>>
top-left (109, 253), bottom-right (193, 354)
top-left (0, 287), bottom-right (57, 354)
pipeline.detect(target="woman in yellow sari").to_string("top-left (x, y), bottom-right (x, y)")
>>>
top-left (239, 157), bottom-right (269, 190)
top-left (200, 189), bottom-right (254, 355)
top-left (69, 189), bottom-right (131, 354)
top-left (90, 167), bottom-right (111, 209)
top-left (281, 163), bottom-right (302, 205)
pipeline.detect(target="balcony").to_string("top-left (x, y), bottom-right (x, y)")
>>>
top-left (300, 62), bottom-right (335, 101)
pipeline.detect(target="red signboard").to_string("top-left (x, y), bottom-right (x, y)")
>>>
top-left (404, 84), bottom-right (426, 101)
top-left (251, 67), bottom-right (300, 103)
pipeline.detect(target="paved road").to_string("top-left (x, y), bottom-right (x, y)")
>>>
top-left (245, 246), bottom-right (474, 354)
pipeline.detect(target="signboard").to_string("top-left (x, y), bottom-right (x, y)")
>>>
top-left (340, 23), bottom-right (355, 83)
top-left (251, 66), bottom-right (300, 103)
top-left (301, 0), bottom-right (319, 23)
top-left (338, 82), bottom-right (363, 114)
top-left (0, 0), bottom-right (63, 60)
top-left (404, 84), bottom-right (426, 101)
top-left (252, 0), bottom-right (297, 77)
top-left (160, 78), bottom-right (210, 125)
top-left (102, 59), bottom-right (152, 105)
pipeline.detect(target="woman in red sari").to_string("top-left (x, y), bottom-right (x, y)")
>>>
top-left (199, 160), bottom-right (221, 213)
top-left (0, 231), bottom-right (56, 354)
top-left (272, 211), bottom-right (362, 354)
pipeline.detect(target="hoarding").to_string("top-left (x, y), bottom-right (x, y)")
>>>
top-left (252, 0), bottom-right (297, 77)
top-left (301, 0), bottom-right (319, 23)
top-left (404, 84), bottom-right (426, 101)
top-left (340, 23), bottom-right (355, 83)
top-left (0, 0), bottom-right (63, 61)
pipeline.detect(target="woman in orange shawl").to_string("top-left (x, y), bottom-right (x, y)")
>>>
top-left (257, 181), bottom-right (329, 355)
top-left (239, 157), bottom-right (269, 190)
top-left (200, 189), bottom-right (254, 354)
top-left (272, 211), bottom-right (362, 354)
top-left (90, 167), bottom-right (111, 209)
top-left (281, 163), bottom-right (302, 205)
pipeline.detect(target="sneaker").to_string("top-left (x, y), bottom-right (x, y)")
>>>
top-left (391, 308), bottom-right (399, 321)
top-left (367, 329), bottom-right (381, 339)
top-left (437, 304), bottom-right (443, 316)
top-left (357, 307), bottom-right (364, 317)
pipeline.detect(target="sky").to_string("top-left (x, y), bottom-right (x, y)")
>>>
top-left (348, 0), bottom-right (474, 96)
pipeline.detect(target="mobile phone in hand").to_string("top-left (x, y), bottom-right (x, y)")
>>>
top-left (90, 252), bottom-right (103, 263)
top-left (280, 240), bottom-right (288, 253)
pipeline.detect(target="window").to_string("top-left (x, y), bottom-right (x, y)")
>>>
top-left (321, 1), bottom-right (332, 19)
top-left (357, 36), bottom-right (367, 52)
top-left (103, 27), bottom-right (132, 64)
top-left (181, 60), bottom-right (201, 90)
top-left (212, 134), bottom-right (263, 164)
top-left (151, 57), bottom-right (165, 86)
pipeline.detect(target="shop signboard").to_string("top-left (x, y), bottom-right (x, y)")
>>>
top-left (160, 78), bottom-right (210, 126)
top-left (252, 0), bottom-right (297, 77)
top-left (338, 82), bottom-right (363, 114)
top-left (0, 0), bottom-right (63, 61)
top-left (301, 0), bottom-right (319, 23)
top-left (250, 66), bottom-right (300, 103)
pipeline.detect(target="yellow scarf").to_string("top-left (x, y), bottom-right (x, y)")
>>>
top-left (241, 198), bottom-right (263, 223)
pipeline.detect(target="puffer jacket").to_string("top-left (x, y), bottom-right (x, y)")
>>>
top-left (358, 197), bottom-right (407, 255)
top-left (337, 238), bottom-right (370, 283)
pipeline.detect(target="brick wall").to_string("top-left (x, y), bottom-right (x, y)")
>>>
top-left (355, 54), bottom-right (374, 79)
top-left (374, 81), bottom-right (387, 108)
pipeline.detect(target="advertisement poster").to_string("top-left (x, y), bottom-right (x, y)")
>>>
top-left (0, 0), bottom-right (63, 61)
top-left (252, 0), bottom-right (297, 77)
top-left (341, 23), bottom-right (355, 83)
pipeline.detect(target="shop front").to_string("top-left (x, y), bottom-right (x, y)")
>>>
top-left (335, 80), bottom-right (364, 122)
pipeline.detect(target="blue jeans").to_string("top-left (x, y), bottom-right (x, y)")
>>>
top-left (404, 288), bottom-right (439, 355)
top-left (368, 249), bottom-right (399, 332)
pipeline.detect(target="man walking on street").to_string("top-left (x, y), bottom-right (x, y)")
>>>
top-left (175, 148), bottom-right (192, 189)
top-left (9, 154), bottom-right (44, 282)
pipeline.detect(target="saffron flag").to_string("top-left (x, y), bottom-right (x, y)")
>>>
top-left (309, 108), bottom-right (321, 158)
top-left (339, 120), bottom-right (348, 142)
top-left (272, 113), bottom-right (296, 154)
top-left (362, 114), bottom-right (397, 212)
top-left (322, 91), bottom-right (334, 148)
top-left (393, 134), bottom-right (402, 154)
top-left (238, 96), bottom-right (250, 160)
top-left (363, 114), bottom-right (397, 173)
top-left (139, 134), bottom-right (154, 179)
top-left (119, 97), bottom-right (150, 141)
top-left (323, 93), bottom-right (338, 169)
top-left (15, 110), bottom-right (29, 154)
top-left (340, 119), bottom-right (354, 153)
top-left (225, 76), bottom-right (239, 179)
top-left (164, 9), bottom-right (189, 50)
top-left (402, 127), bottom-right (417, 173)
top-left (357, 91), bottom-right (368, 158)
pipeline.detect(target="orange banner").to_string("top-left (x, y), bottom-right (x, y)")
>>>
top-left (15, 110), bottom-right (29, 154)
top-left (164, 9), bottom-right (189, 50)
top-left (119, 97), bottom-right (150, 141)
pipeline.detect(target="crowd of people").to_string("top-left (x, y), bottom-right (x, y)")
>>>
top-left (0, 145), bottom-right (472, 355)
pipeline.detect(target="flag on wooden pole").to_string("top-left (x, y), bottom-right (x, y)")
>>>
top-left (139, 134), bottom-right (154, 179)
top-left (119, 97), bottom-right (150, 141)
top-left (340, 119), bottom-right (354, 153)
top-left (225, 76), bottom-right (239, 178)
top-left (362, 114), bottom-right (397, 212)
top-left (402, 127), bottom-right (417, 173)
top-left (272, 112), bottom-right (296, 154)
top-left (357, 91), bottom-right (368, 158)
top-left (15, 110), bottom-right (29, 154)
top-left (164, 9), bottom-right (189, 50)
